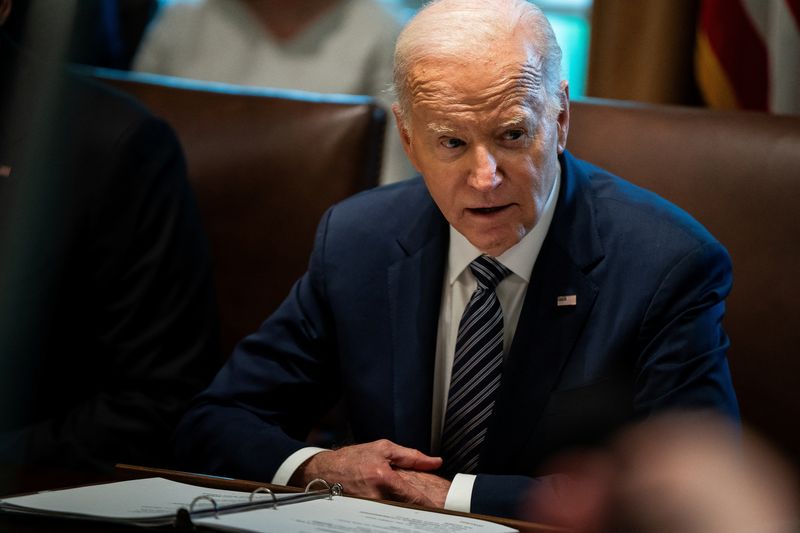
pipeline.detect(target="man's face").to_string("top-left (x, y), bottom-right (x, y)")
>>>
top-left (395, 40), bottom-right (569, 257)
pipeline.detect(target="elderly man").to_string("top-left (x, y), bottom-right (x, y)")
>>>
top-left (175, 0), bottom-right (738, 519)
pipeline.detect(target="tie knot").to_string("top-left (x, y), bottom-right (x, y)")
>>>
top-left (469, 255), bottom-right (511, 290)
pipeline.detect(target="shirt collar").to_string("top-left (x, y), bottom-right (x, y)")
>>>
top-left (447, 164), bottom-right (561, 285)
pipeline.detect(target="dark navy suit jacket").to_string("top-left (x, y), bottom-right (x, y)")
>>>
top-left (175, 151), bottom-right (739, 518)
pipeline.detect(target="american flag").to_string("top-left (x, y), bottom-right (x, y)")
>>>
top-left (696, 0), bottom-right (800, 114)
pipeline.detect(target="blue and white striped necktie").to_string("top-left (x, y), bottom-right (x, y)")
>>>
top-left (441, 255), bottom-right (511, 476)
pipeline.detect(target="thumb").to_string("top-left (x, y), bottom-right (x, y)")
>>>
top-left (387, 445), bottom-right (443, 471)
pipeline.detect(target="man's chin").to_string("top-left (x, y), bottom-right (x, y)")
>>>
top-left (465, 232), bottom-right (519, 258)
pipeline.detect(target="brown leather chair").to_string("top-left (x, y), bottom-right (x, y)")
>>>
top-left (91, 69), bottom-right (386, 360)
top-left (568, 98), bottom-right (800, 469)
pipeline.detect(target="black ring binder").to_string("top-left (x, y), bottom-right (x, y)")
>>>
top-left (175, 478), bottom-right (344, 528)
top-left (0, 476), bottom-right (517, 533)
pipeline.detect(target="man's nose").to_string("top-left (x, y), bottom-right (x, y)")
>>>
top-left (467, 145), bottom-right (501, 191)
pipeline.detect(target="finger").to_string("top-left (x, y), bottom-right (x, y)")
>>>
top-left (382, 470), bottom-right (436, 507)
top-left (385, 445), bottom-right (442, 471)
top-left (395, 470), bottom-right (450, 508)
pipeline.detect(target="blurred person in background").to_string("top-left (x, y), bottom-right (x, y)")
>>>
top-left (133, 0), bottom-right (415, 186)
top-left (0, 0), bottom-right (219, 472)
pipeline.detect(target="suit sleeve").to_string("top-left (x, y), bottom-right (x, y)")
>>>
top-left (469, 240), bottom-right (738, 519)
top-left (0, 116), bottom-right (219, 471)
top-left (173, 207), bottom-right (342, 482)
top-left (632, 241), bottom-right (738, 417)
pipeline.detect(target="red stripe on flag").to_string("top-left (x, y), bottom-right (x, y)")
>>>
top-left (786, 0), bottom-right (800, 29)
top-left (700, 0), bottom-right (769, 110)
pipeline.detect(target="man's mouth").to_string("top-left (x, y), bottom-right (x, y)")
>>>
top-left (469, 204), bottom-right (511, 215)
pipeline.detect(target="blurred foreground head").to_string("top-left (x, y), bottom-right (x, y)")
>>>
top-left (528, 413), bottom-right (799, 533)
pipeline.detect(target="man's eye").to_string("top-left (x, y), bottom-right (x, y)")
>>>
top-left (440, 138), bottom-right (465, 149)
top-left (502, 129), bottom-right (525, 141)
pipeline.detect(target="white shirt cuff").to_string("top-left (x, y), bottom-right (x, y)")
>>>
top-left (270, 447), bottom-right (328, 486)
top-left (443, 473), bottom-right (476, 513)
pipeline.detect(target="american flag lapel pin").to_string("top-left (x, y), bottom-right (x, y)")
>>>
top-left (557, 294), bottom-right (577, 307)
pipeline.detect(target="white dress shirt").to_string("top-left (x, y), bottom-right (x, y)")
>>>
top-left (273, 169), bottom-right (561, 513)
top-left (436, 173), bottom-right (560, 511)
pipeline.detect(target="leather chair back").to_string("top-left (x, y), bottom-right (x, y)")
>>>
top-left (569, 98), bottom-right (800, 468)
top-left (92, 70), bottom-right (386, 360)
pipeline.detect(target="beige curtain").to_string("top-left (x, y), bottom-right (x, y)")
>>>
top-left (586, 0), bottom-right (701, 105)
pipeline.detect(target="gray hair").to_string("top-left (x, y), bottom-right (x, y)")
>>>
top-left (393, 0), bottom-right (563, 122)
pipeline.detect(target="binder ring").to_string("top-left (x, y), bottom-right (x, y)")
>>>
top-left (189, 495), bottom-right (219, 518)
top-left (304, 478), bottom-right (342, 499)
top-left (249, 487), bottom-right (279, 509)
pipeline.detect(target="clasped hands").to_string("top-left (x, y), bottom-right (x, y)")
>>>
top-left (289, 439), bottom-right (452, 508)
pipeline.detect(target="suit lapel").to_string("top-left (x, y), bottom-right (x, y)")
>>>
top-left (387, 193), bottom-right (448, 453)
top-left (481, 152), bottom-right (605, 472)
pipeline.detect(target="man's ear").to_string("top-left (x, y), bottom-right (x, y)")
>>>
top-left (0, 0), bottom-right (12, 26)
top-left (556, 80), bottom-right (570, 154)
top-left (392, 103), bottom-right (419, 169)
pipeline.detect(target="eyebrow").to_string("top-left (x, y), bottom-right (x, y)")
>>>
top-left (426, 122), bottom-right (457, 136)
top-left (499, 111), bottom-right (534, 129)
top-left (425, 109), bottom-right (535, 135)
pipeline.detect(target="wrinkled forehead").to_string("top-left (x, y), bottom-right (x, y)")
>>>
top-left (407, 43), bottom-right (546, 117)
